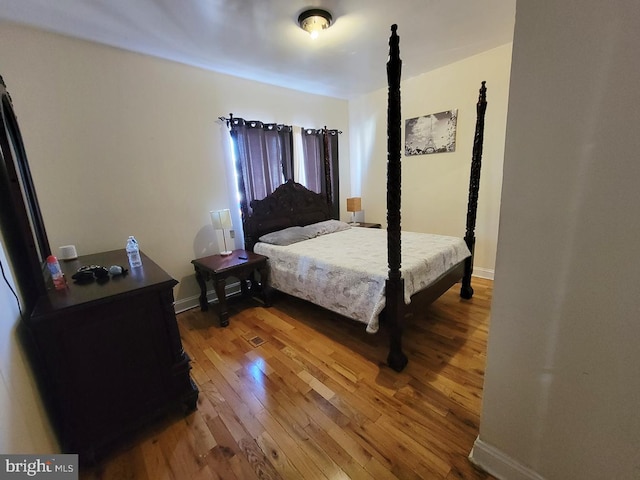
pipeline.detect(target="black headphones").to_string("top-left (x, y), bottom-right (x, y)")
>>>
top-left (72, 265), bottom-right (128, 283)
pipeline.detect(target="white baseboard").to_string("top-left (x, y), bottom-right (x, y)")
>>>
top-left (174, 281), bottom-right (241, 314)
top-left (472, 267), bottom-right (494, 280)
top-left (174, 294), bottom-right (205, 314)
top-left (469, 437), bottom-right (546, 480)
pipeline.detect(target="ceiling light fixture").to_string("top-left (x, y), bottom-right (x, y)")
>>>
top-left (298, 8), bottom-right (333, 39)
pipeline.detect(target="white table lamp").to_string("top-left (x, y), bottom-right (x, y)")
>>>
top-left (210, 209), bottom-right (233, 255)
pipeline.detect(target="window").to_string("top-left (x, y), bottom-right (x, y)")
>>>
top-left (228, 118), bottom-right (293, 218)
top-left (223, 116), bottom-right (340, 223)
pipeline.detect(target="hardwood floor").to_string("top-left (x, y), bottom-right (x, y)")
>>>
top-left (80, 278), bottom-right (494, 480)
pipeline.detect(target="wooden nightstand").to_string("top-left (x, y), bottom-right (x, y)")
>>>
top-left (353, 222), bottom-right (382, 228)
top-left (191, 249), bottom-right (270, 327)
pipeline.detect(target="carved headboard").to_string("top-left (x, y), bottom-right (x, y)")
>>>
top-left (243, 180), bottom-right (332, 251)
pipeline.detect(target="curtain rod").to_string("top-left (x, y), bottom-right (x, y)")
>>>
top-left (219, 114), bottom-right (341, 134)
top-left (318, 126), bottom-right (343, 134)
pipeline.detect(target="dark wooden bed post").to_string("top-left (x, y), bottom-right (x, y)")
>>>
top-left (385, 24), bottom-right (408, 372)
top-left (322, 126), bottom-right (334, 213)
top-left (460, 81), bottom-right (487, 299)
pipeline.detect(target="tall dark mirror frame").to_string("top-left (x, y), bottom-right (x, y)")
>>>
top-left (0, 75), bottom-right (50, 315)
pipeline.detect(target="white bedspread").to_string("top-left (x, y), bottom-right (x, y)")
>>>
top-left (254, 227), bottom-right (470, 333)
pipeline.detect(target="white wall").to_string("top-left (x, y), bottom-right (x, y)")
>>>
top-left (0, 21), bottom-right (350, 308)
top-left (471, 1), bottom-right (640, 479)
top-left (349, 44), bottom-right (512, 277)
top-left (0, 232), bottom-right (58, 453)
top-left (0, 20), bottom-right (348, 454)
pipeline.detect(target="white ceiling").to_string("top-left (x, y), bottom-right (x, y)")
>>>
top-left (0, 0), bottom-right (516, 99)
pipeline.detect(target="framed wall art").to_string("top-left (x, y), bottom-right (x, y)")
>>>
top-left (405, 109), bottom-right (458, 156)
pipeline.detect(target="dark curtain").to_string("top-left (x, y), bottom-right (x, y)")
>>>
top-left (229, 117), bottom-right (293, 217)
top-left (301, 128), bottom-right (340, 219)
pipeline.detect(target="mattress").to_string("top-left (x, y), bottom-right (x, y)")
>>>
top-left (254, 226), bottom-right (470, 333)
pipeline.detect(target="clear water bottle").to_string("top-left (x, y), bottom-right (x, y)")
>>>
top-left (46, 255), bottom-right (66, 290)
top-left (126, 236), bottom-right (142, 268)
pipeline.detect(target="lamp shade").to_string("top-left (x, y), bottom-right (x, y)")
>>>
top-left (346, 197), bottom-right (362, 213)
top-left (210, 209), bottom-right (233, 230)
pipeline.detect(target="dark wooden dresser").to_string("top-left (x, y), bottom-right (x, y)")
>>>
top-left (23, 249), bottom-right (198, 463)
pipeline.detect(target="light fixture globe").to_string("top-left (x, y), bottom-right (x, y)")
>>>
top-left (298, 8), bottom-right (333, 39)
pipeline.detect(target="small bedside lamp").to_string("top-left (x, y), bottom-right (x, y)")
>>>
top-left (346, 197), bottom-right (362, 226)
top-left (210, 209), bottom-right (233, 255)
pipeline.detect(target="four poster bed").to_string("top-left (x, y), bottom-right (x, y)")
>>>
top-left (242, 25), bottom-right (487, 371)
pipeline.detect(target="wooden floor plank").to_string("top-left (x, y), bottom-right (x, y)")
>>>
top-left (255, 409), bottom-right (330, 480)
top-left (80, 278), bottom-right (495, 480)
